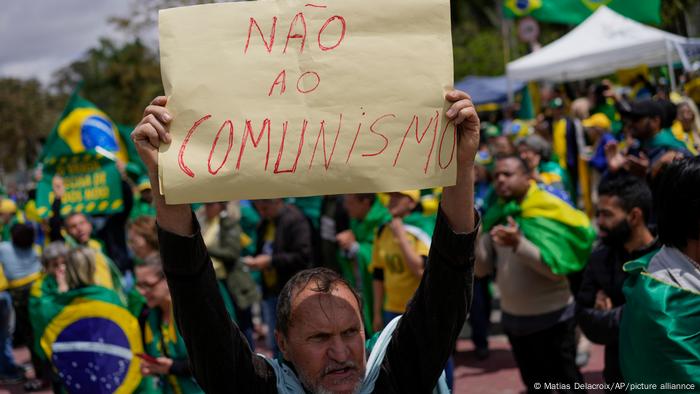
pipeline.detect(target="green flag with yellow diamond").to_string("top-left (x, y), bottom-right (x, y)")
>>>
top-left (503, 0), bottom-right (661, 25)
top-left (35, 89), bottom-right (143, 218)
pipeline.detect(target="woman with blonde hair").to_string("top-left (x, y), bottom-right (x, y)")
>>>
top-left (64, 247), bottom-right (97, 289)
top-left (671, 98), bottom-right (700, 155)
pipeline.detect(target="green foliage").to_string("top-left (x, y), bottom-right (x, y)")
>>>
top-left (452, 24), bottom-right (505, 80)
top-left (52, 38), bottom-right (162, 126)
top-left (661, 0), bottom-right (700, 34)
top-left (0, 78), bottom-right (64, 172)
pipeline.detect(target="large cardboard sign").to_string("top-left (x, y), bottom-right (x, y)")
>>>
top-left (159, 0), bottom-right (454, 202)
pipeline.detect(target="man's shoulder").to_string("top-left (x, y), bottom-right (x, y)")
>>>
top-left (583, 244), bottom-right (614, 274)
top-left (588, 244), bottom-right (611, 262)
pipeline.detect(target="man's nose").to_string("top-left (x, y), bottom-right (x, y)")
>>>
top-left (327, 336), bottom-right (350, 362)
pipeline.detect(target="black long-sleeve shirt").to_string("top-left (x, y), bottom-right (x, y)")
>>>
top-left (575, 239), bottom-right (660, 385)
top-left (158, 207), bottom-right (477, 393)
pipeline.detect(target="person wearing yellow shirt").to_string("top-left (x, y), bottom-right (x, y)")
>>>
top-left (371, 190), bottom-right (433, 333)
top-left (63, 213), bottom-right (123, 293)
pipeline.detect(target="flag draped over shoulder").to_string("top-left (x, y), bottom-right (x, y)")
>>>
top-left (503, 0), bottom-right (661, 25)
top-left (402, 211), bottom-right (436, 244)
top-left (29, 285), bottom-right (152, 393)
top-left (620, 249), bottom-right (700, 383)
top-left (483, 182), bottom-right (595, 275)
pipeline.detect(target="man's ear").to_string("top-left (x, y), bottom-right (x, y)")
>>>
top-left (629, 207), bottom-right (644, 227)
top-left (275, 330), bottom-right (289, 360)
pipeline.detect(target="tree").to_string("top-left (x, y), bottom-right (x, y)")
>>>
top-left (52, 38), bottom-right (162, 125)
top-left (0, 78), bottom-right (64, 173)
top-left (662, 0), bottom-right (700, 35)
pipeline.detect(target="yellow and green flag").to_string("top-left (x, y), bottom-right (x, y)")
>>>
top-left (36, 153), bottom-right (125, 218)
top-left (38, 91), bottom-right (139, 164)
top-left (504, 0), bottom-right (661, 25)
top-left (29, 284), bottom-right (157, 393)
top-left (483, 182), bottom-right (595, 275)
top-left (36, 91), bottom-right (145, 218)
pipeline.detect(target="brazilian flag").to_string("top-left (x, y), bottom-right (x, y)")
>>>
top-left (39, 90), bottom-right (142, 168)
top-left (483, 182), bottom-right (595, 275)
top-left (504, 0), bottom-right (661, 25)
top-left (620, 248), bottom-right (700, 383)
top-left (29, 284), bottom-right (157, 393)
top-left (35, 90), bottom-right (145, 218)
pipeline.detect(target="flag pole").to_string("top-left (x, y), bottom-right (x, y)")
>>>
top-left (501, 1), bottom-right (514, 103)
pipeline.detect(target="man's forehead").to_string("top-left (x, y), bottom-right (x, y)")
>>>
top-left (292, 282), bottom-right (358, 309)
top-left (67, 213), bottom-right (88, 223)
top-left (289, 284), bottom-right (361, 328)
top-left (598, 195), bottom-right (625, 211)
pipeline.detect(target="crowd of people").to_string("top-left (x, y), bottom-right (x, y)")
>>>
top-left (0, 70), bottom-right (697, 393)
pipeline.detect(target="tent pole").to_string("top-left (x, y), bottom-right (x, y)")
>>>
top-left (666, 40), bottom-right (678, 92)
top-left (507, 77), bottom-right (514, 103)
top-left (502, 1), bottom-right (514, 103)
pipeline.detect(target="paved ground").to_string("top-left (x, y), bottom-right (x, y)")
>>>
top-left (453, 335), bottom-right (605, 393)
top-left (0, 337), bottom-right (605, 394)
top-left (0, 347), bottom-right (48, 394)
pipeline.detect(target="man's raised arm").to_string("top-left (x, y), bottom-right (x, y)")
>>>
top-left (132, 97), bottom-right (277, 393)
top-left (376, 90), bottom-right (480, 392)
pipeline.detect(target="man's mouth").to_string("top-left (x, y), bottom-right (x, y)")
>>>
top-left (323, 364), bottom-right (357, 379)
top-left (326, 366), bottom-right (354, 376)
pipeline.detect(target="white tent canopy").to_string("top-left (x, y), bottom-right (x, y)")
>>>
top-left (506, 6), bottom-right (700, 83)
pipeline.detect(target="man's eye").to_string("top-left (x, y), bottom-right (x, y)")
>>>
top-left (342, 329), bottom-right (358, 337)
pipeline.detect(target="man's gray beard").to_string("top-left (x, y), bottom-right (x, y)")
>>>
top-left (297, 364), bottom-right (364, 394)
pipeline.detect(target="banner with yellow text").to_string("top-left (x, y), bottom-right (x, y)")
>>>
top-left (158, 0), bottom-right (454, 203)
top-left (36, 153), bottom-right (124, 218)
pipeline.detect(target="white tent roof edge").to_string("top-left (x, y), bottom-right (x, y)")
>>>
top-left (506, 6), bottom-right (699, 83)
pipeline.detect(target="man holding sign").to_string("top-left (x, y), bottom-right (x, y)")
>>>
top-left (132, 87), bottom-right (478, 393)
top-left (135, 0), bottom-right (477, 392)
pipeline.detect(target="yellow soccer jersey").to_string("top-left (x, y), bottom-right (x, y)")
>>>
top-left (371, 224), bottom-right (430, 313)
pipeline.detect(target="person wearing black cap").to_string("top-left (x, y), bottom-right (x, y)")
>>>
top-left (615, 99), bottom-right (692, 175)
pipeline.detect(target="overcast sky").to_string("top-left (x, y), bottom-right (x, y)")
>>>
top-left (0, 1), bottom-right (152, 85)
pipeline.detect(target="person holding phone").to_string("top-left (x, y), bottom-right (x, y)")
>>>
top-left (135, 253), bottom-right (204, 394)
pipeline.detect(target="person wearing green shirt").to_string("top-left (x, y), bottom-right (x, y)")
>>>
top-left (135, 253), bottom-right (204, 394)
top-left (130, 177), bottom-right (156, 220)
top-left (516, 134), bottom-right (574, 203)
top-left (336, 193), bottom-right (391, 336)
top-left (620, 157), bottom-right (700, 385)
top-left (0, 199), bottom-right (17, 242)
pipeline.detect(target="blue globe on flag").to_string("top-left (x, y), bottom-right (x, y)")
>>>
top-left (516, 0), bottom-right (530, 11)
top-left (51, 317), bottom-right (132, 393)
top-left (81, 115), bottom-right (119, 152)
top-left (506, 0), bottom-right (542, 16)
top-left (40, 299), bottom-right (144, 394)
